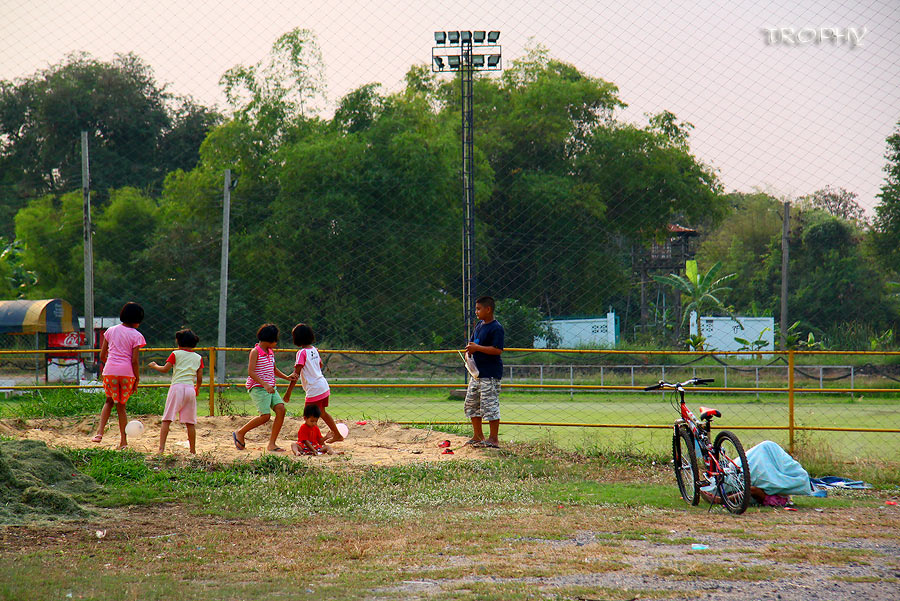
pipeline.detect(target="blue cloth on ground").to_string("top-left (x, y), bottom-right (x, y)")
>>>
top-left (745, 441), bottom-right (813, 496)
top-left (697, 441), bottom-right (872, 499)
top-left (698, 440), bottom-right (814, 497)
top-left (809, 476), bottom-right (872, 490)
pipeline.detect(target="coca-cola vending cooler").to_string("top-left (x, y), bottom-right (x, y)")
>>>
top-left (46, 317), bottom-right (114, 382)
top-left (46, 331), bottom-right (86, 382)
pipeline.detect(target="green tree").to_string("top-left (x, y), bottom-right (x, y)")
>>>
top-left (13, 192), bottom-right (83, 301)
top-left (874, 119), bottom-right (900, 272)
top-left (696, 192), bottom-right (784, 312)
top-left (92, 188), bottom-right (161, 322)
top-left (260, 85), bottom-right (464, 348)
top-left (220, 28), bottom-right (327, 141)
top-left (0, 52), bottom-right (219, 241)
top-left (651, 261), bottom-right (736, 325)
top-left (801, 185), bottom-right (866, 223)
top-left (755, 210), bottom-right (898, 346)
top-left (495, 298), bottom-right (559, 348)
top-left (0, 238), bottom-right (36, 299)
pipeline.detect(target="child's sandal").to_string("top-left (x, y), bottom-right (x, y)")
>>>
top-left (91, 434), bottom-right (103, 443)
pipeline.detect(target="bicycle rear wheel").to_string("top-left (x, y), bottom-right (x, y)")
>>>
top-left (673, 425), bottom-right (700, 506)
top-left (713, 430), bottom-right (751, 514)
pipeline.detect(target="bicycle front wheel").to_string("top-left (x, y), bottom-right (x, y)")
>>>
top-left (673, 425), bottom-right (700, 506)
top-left (713, 430), bottom-right (751, 514)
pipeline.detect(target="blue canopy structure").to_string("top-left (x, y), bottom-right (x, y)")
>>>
top-left (0, 299), bottom-right (78, 334)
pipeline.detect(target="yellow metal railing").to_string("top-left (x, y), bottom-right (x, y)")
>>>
top-left (3, 347), bottom-right (900, 452)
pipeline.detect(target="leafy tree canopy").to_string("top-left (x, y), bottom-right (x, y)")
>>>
top-left (0, 52), bottom-right (219, 239)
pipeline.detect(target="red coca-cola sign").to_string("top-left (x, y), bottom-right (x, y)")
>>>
top-left (48, 332), bottom-right (86, 348)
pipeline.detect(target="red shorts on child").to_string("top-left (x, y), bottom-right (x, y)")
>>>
top-left (305, 394), bottom-right (329, 413)
top-left (103, 375), bottom-right (136, 404)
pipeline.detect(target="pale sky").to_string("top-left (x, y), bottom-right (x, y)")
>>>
top-left (2, 0), bottom-right (899, 211)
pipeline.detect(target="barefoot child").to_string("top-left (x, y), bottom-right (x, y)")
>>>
top-left (291, 404), bottom-right (338, 455)
top-left (148, 329), bottom-right (203, 454)
top-left (233, 324), bottom-right (296, 452)
top-left (284, 323), bottom-right (343, 443)
top-left (91, 302), bottom-right (146, 450)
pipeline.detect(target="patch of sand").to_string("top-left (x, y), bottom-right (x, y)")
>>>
top-left (0, 416), bottom-right (490, 466)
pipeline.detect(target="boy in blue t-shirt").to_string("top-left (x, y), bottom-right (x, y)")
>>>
top-left (464, 295), bottom-right (504, 448)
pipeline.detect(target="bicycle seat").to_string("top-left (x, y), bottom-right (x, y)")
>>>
top-left (698, 406), bottom-right (721, 420)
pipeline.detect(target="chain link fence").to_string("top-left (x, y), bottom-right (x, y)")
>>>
top-left (1, 3), bottom-right (899, 458)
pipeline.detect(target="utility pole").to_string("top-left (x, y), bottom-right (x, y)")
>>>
top-left (81, 131), bottom-right (95, 374)
top-left (216, 169), bottom-right (232, 384)
top-left (780, 201), bottom-right (790, 349)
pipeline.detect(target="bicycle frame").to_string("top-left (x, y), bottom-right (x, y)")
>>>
top-left (673, 388), bottom-right (728, 489)
top-left (651, 378), bottom-right (744, 500)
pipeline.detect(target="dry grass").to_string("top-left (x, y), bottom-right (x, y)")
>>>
top-left (761, 544), bottom-right (883, 566)
top-left (653, 561), bottom-right (784, 581)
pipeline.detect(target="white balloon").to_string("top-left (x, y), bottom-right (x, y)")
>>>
top-left (336, 423), bottom-right (349, 438)
top-left (125, 420), bottom-right (144, 437)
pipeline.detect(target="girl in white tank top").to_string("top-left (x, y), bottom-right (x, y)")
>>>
top-left (284, 323), bottom-right (344, 442)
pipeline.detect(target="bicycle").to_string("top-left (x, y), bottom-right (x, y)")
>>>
top-left (644, 377), bottom-right (751, 514)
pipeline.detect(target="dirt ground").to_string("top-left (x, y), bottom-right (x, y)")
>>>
top-left (2, 502), bottom-right (899, 601)
top-left (0, 415), bottom-right (483, 465)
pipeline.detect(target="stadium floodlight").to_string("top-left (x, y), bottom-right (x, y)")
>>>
top-left (427, 30), bottom-right (502, 341)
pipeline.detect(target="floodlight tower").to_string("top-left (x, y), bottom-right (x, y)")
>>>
top-left (432, 30), bottom-right (502, 340)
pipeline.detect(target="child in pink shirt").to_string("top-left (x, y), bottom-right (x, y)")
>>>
top-left (91, 302), bottom-right (146, 449)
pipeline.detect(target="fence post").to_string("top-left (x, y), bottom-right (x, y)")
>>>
top-left (34, 333), bottom-right (39, 385)
top-left (788, 350), bottom-right (795, 454)
top-left (755, 366), bottom-right (759, 400)
top-left (209, 348), bottom-right (216, 417)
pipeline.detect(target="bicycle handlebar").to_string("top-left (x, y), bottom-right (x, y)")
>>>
top-left (642, 377), bottom-right (714, 391)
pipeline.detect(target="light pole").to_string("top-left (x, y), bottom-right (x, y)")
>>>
top-left (432, 30), bottom-right (502, 341)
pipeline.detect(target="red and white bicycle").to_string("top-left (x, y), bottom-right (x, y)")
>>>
top-left (645, 377), bottom-right (751, 514)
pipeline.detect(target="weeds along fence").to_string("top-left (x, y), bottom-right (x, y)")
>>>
top-left (1, 347), bottom-right (898, 460)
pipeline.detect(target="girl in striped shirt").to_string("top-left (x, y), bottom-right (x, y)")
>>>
top-left (232, 324), bottom-right (296, 452)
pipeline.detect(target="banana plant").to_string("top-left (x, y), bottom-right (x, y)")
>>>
top-left (652, 260), bottom-right (737, 326)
